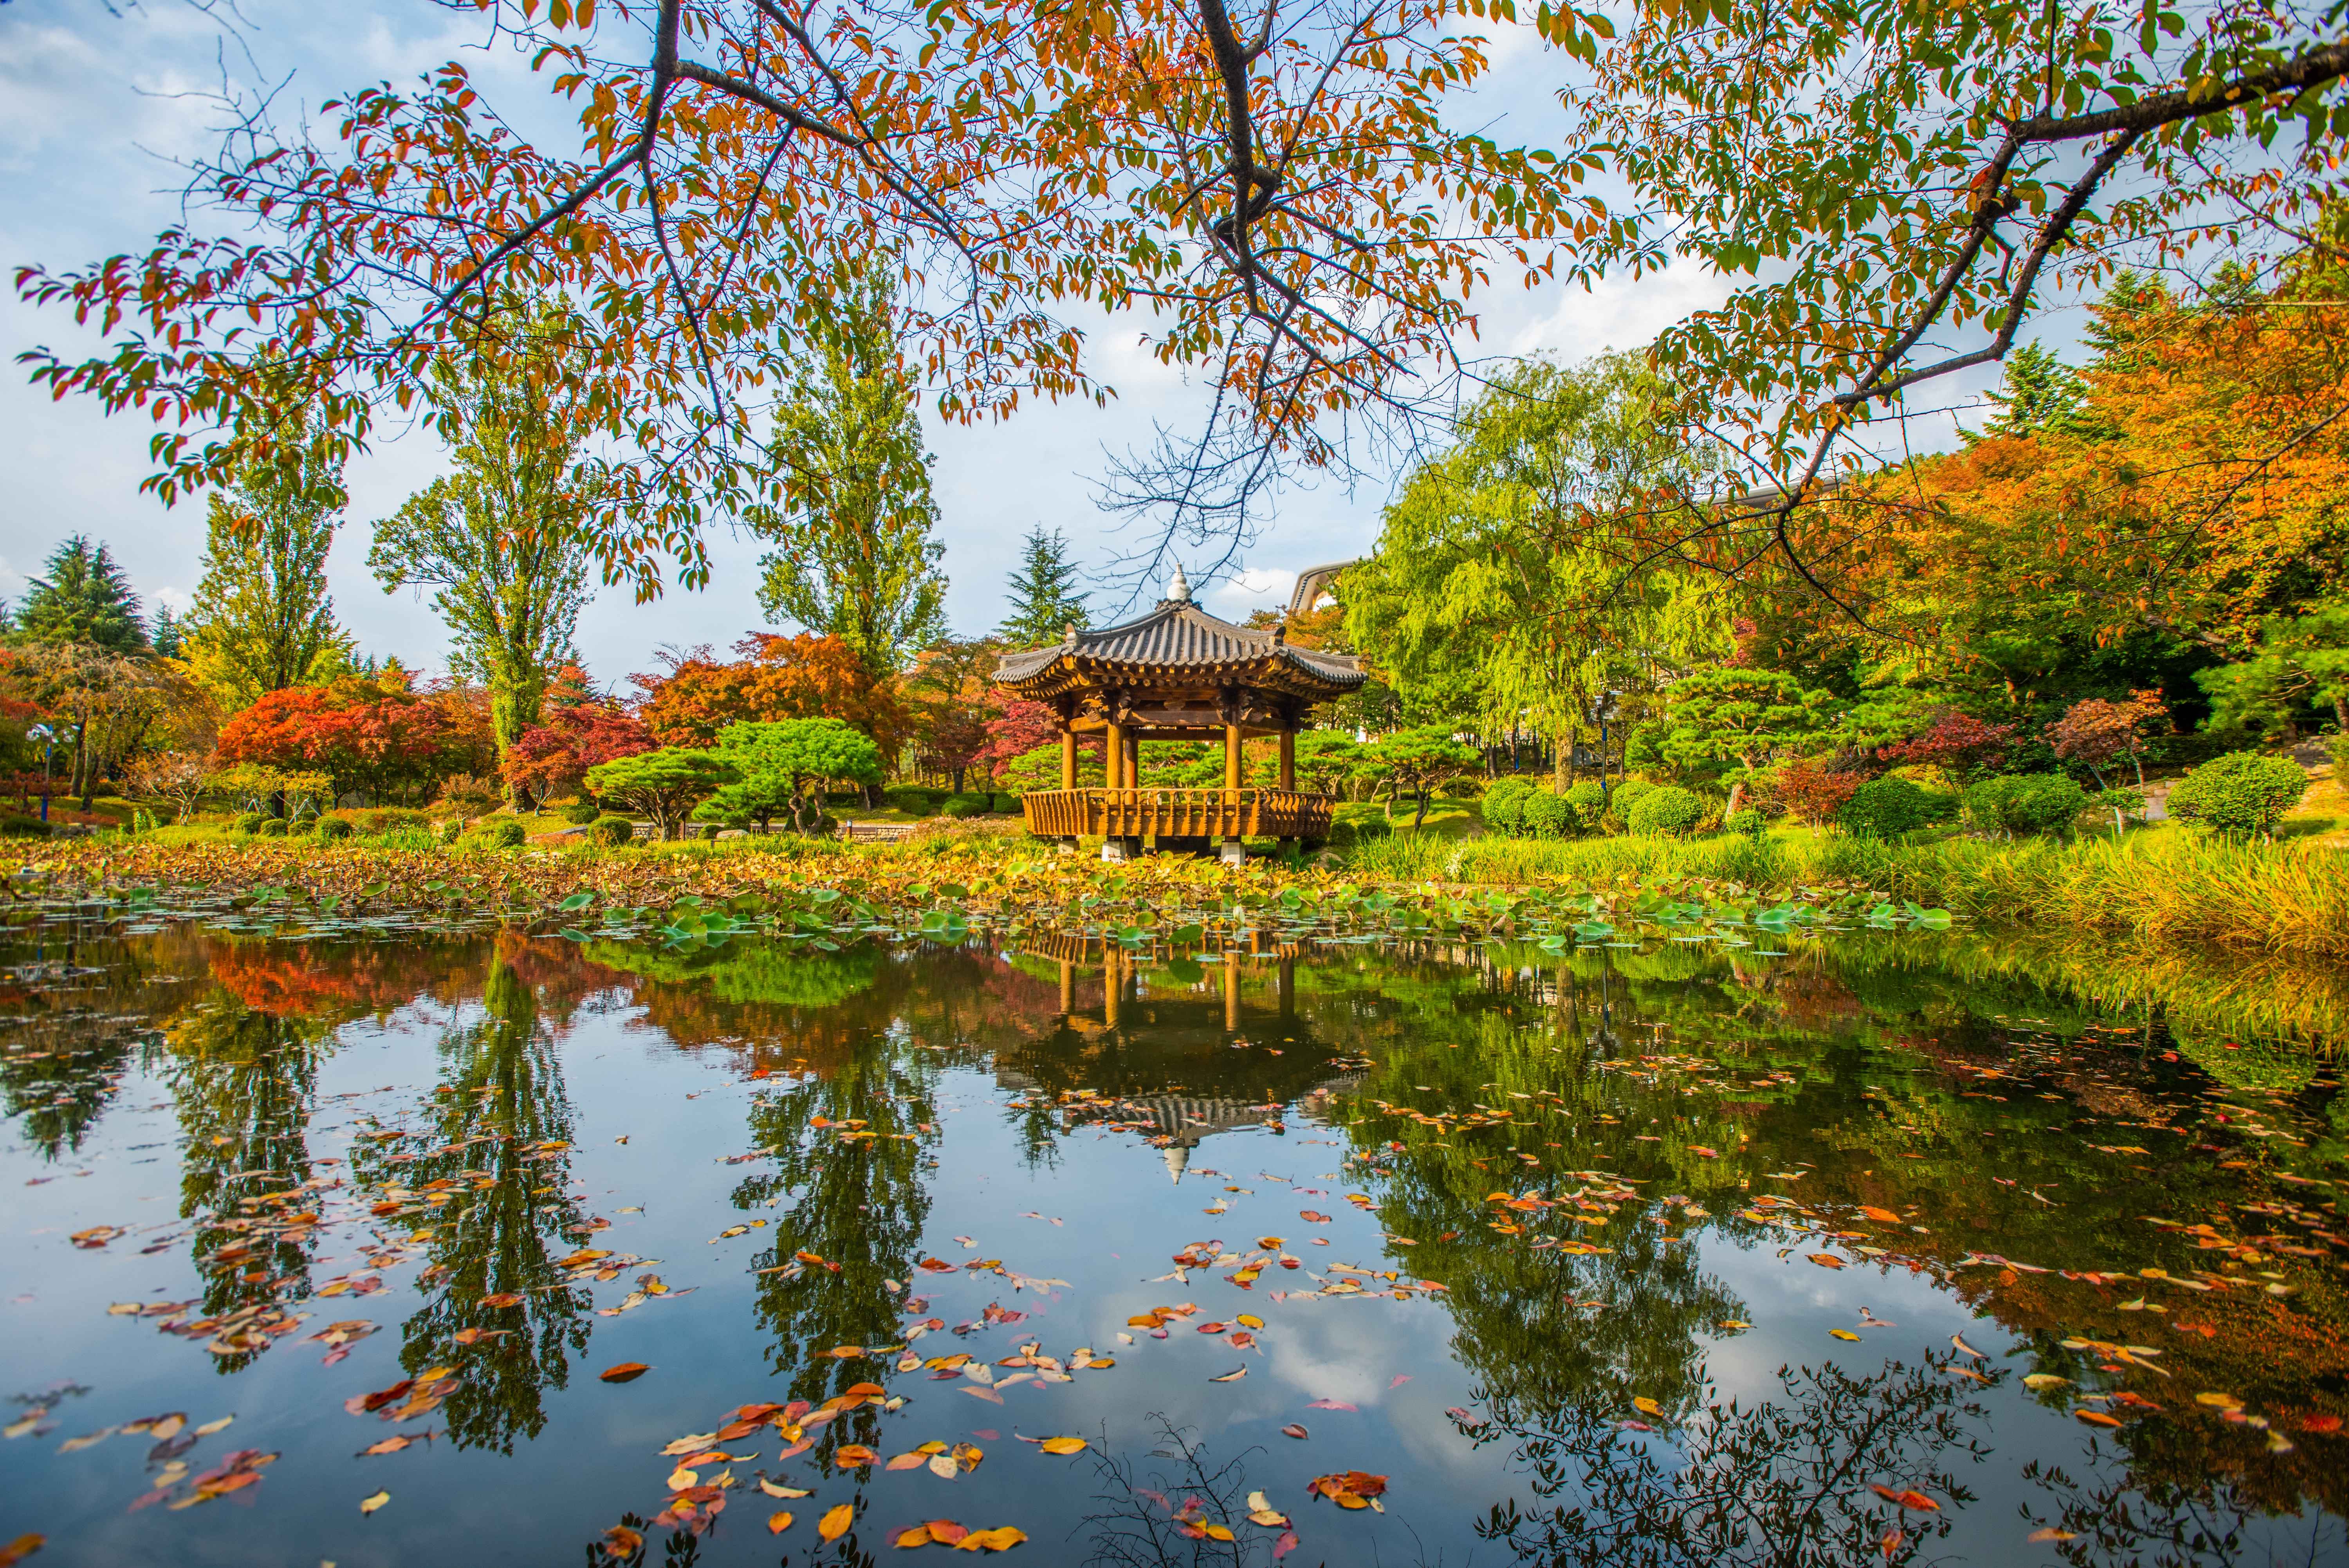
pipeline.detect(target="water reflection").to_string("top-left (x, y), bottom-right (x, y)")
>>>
top-left (0, 917), bottom-right (2340, 1568)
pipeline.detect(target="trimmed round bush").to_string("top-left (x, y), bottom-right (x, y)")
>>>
top-left (883, 785), bottom-right (945, 816)
top-left (235, 812), bottom-right (264, 834)
top-left (468, 818), bottom-right (526, 849)
top-left (561, 798), bottom-right (602, 825)
top-left (1482, 776), bottom-right (1536, 835)
top-left (318, 817), bottom-right (355, 841)
top-left (1961, 773), bottom-right (2089, 837)
top-left (991, 792), bottom-right (1020, 814)
top-left (1330, 815), bottom-right (1392, 849)
top-left (258, 818), bottom-right (290, 837)
top-left (1564, 780), bottom-right (1607, 821)
top-left (0, 814), bottom-right (53, 839)
top-left (1609, 779), bottom-right (1657, 828)
top-left (944, 793), bottom-right (991, 818)
top-left (1626, 785), bottom-right (1704, 836)
top-left (1727, 807), bottom-right (1766, 840)
top-left (1837, 776), bottom-right (1941, 839)
top-left (2168, 751), bottom-right (2309, 836)
top-left (587, 815), bottom-right (636, 848)
top-left (1520, 789), bottom-right (1580, 839)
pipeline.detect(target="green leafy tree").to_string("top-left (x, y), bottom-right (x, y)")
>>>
top-left (750, 268), bottom-right (947, 678)
top-left (1251, 729), bottom-right (1362, 795)
top-left (183, 426), bottom-right (355, 708)
top-left (2196, 603), bottom-right (2349, 740)
top-left (2168, 752), bottom-right (2309, 839)
top-left (1364, 725), bottom-right (1482, 827)
top-left (14, 536), bottom-right (147, 653)
top-left (705, 718), bottom-right (883, 834)
top-left (1345, 356), bottom-right (1727, 787)
top-left (996, 526), bottom-right (1091, 647)
top-left (583, 747), bottom-right (739, 841)
top-left (1648, 668), bottom-right (1839, 813)
top-left (370, 301), bottom-right (600, 790)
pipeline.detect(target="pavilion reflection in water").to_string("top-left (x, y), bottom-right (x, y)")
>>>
top-left (997, 933), bottom-right (1366, 1179)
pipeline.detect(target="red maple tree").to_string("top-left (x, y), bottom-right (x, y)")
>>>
top-left (502, 665), bottom-right (653, 803)
top-left (632, 634), bottom-right (908, 753)
top-left (216, 672), bottom-right (454, 802)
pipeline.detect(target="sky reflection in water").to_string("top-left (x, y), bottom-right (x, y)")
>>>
top-left (1, 921), bottom-right (2344, 1568)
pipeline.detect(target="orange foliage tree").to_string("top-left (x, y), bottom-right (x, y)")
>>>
top-left (633, 634), bottom-right (908, 760)
top-left (215, 671), bottom-right (456, 803)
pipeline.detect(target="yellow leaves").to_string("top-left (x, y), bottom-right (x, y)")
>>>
top-left (819, 1503), bottom-right (855, 1541)
top-left (1631, 1397), bottom-right (1663, 1416)
top-left (359, 1490), bottom-right (391, 1514)
top-left (1830, 1329), bottom-right (1862, 1341)
top-left (1037, 1436), bottom-right (1087, 1455)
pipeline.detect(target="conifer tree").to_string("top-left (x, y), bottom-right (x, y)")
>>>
top-left (995, 526), bottom-right (1091, 646)
top-left (15, 536), bottom-right (147, 653)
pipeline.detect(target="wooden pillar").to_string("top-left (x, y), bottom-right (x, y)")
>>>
top-left (1223, 724), bottom-right (1242, 793)
top-left (1124, 732), bottom-right (1140, 788)
top-left (1278, 955), bottom-right (1295, 1018)
top-left (1057, 959), bottom-right (1074, 1016)
top-left (1105, 721), bottom-right (1126, 789)
top-left (1060, 729), bottom-right (1077, 791)
top-left (1223, 951), bottom-right (1241, 1032)
top-left (1103, 949), bottom-right (1120, 1030)
top-left (1278, 727), bottom-right (1295, 791)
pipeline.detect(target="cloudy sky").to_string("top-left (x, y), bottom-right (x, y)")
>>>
top-left (0, 0), bottom-right (1964, 684)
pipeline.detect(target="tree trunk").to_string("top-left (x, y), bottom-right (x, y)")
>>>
top-left (1724, 780), bottom-right (1745, 820)
top-left (1413, 786), bottom-right (1432, 828)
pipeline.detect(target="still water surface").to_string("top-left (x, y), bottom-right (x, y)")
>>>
top-left (2, 918), bottom-right (2344, 1567)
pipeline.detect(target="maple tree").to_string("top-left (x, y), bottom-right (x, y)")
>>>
top-left (633, 633), bottom-right (907, 756)
top-left (502, 666), bottom-right (654, 803)
top-left (214, 671), bottom-right (455, 803)
top-left (1880, 711), bottom-right (2021, 786)
top-left (2045, 691), bottom-right (2168, 787)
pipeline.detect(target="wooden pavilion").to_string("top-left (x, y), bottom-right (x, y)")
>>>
top-left (994, 566), bottom-right (1365, 860)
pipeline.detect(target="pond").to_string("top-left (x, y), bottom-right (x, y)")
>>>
top-left (1, 910), bottom-right (2344, 1568)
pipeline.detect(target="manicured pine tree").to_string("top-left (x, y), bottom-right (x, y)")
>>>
top-left (995, 525), bottom-right (1091, 646)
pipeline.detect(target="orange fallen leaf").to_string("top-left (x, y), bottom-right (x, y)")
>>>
top-left (1037, 1436), bottom-right (1087, 1455)
top-left (0, 1536), bottom-right (44, 1568)
top-left (1858, 1206), bottom-right (1901, 1224)
top-left (1867, 1485), bottom-right (1938, 1512)
top-left (820, 1503), bottom-right (855, 1541)
top-left (836, 1444), bottom-right (879, 1469)
top-left (480, 1292), bottom-right (525, 1308)
top-left (2075, 1410), bottom-right (2123, 1428)
top-left (768, 1511), bottom-right (794, 1535)
top-left (598, 1362), bottom-right (651, 1383)
top-left (926, 1520), bottom-right (971, 1545)
top-left (957, 1526), bottom-right (1027, 1551)
top-left (1808, 1253), bottom-right (1845, 1269)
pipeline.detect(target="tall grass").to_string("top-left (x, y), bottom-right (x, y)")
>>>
top-left (1344, 828), bottom-right (2349, 959)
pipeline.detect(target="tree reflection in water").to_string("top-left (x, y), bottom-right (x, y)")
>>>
top-left (1473, 1354), bottom-right (1991, 1568)
top-left (350, 938), bottom-right (591, 1452)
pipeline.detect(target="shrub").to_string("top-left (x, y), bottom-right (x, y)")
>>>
top-left (439, 818), bottom-right (466, 845)
top-left (991, 792), bottom-right (1021, 814)
top-left (341, 807), bottom-right (430, 835)
top-left (1331, 815), bottom-right (1392, 849)
top-left (1482, 776), bottom-right (1536, 835)
top-left (1520, 789), bottom-right (1580, 839)
top-left (2168, 751), bottom-right (2309, 837)
top-left (2329, 731), bottom-right (2349, 777)
top-left (318, 817), bottom-right (356, 841)
top-left (436, 773), bottom-right (503, 819)
top-left (1626, 785), bottom-right (1703, 836)
top-left (465, 818), bottom-right (526, 849)
top-left (235, 812), bottom-right (264, 834)
top-left (1564, 780), bottom-right (1607, 821)
top-left (1837, 776), bottom-right (1944, 839)
top-left (258, 818), bottom-right (290, 837)
top-left (1611, 779), bottom-right (1657, 819)
top-left (884, 785), bottom-right (944, 816)
top-left (561, 798), bottom-right (602, 825)
top-left (1772, 760), bottom-right (1864, 827)
top-left (0, 814), bottom-right (52, 838)
top-left (943, 793), bottom-right (991, 818)
top-left (289, 818), bottom-right (319, 836)
top-left (587, 815), bottom-right (637, 848)
top-left (1727, 807), bottom-right (1766, 840)
top-left (1961, 773), bottom-right (2089, 838)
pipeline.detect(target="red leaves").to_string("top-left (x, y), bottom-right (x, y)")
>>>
top-left (1299, 1210), bottom-right (1332, 1224)
top-left (1867, 1485), bottom-right (1938, 1512)
top-left (598, 1362), bottom-right (652, 1383)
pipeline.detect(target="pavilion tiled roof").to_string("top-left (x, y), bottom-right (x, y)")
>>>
top-left (995, 597), bottom-right (1364, 697)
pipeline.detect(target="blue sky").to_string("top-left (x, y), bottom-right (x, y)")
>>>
top-left (0, 0), bottom-right (2002, 683)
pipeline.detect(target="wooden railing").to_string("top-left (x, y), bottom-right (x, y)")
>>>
top-left (1020, 787), bottom-right (1335, 841)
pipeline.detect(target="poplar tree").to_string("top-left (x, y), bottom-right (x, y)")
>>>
top-left (182, 424), bottom-right (354, 706)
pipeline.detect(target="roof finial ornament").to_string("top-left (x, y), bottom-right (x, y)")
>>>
top-left (1063, 622), bottom-right (1077, 646)
top-left (1165, 562), bottom-right (1192, 603)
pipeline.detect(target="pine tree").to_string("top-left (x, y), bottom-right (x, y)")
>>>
top-left (150, 604), bottom-right (184, 659)
top-left (748, 266), bottom-right (947, 678)
top-left (182, 423), bottom-right (354, 706)
top-left (995, 525), bottom-right (1091, 646)
top-left (16, 536), bottom-right (147, 652)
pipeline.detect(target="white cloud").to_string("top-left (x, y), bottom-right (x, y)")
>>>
top-left (1203, 566), bottom-right (1296, 618)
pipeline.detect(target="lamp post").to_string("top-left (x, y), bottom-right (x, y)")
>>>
top-left (27, 723), bottom-right (56, 825)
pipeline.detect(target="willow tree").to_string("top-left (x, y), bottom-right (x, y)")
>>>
top-left (749, 267), bottom-right (948, 680)
top-left (1345, 356), bottom-right (1728, 788)
top-left (370, 301), bottom-right (599, 790)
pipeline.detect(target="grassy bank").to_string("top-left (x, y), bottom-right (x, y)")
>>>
top-left (1346, 826), bottom-right (2349, 960)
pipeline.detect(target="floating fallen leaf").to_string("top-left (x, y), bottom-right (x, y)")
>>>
top-left (1867, 1485), bottom-right (1938, 1512)
top-left (836, 1444), bottom-right (879, 1469)
top-left (1306, 1471), bottom-right (1388, 1511)
top-left (479, 1292), bottom-right (524, 1308)
top-left (2027, 1528), bottom-right (2080, 1543)
top-left (2022, 1375), bottom-right (2070, 1391)
top-left (1808, 1253), bottom-right (1845, 1270)
top-left (1280, 1424), bottom-right (1308, 1440)
top-left (1631, 1397), bottom-right (1663, 1416)
top-left (1038, 1436), bottom-right (1087, 1455)
top-left (1858, 1206), bottom-right (1901, 1223)
top-left (1247, 1490), bottom-right (1291, 1528)
top-left (820, 1503), bottom-right (855, 1541)
top-left (2194, 1391), bottom-right (2243, 1410)
top-left (1831, 1330), bottom-right (1862, 1342)
top-left (2076, 1410), bottom-right (2123, 1428)
top-left (0, 1536), bottom-right (40, 1568)
top-left (958, 1526), bottom-right (1027, 1551)
top-left (360, 1490), bottom-right (391, 1514)
top-left (758, 1478), bottom-right (811, 1498)
top-left (1210, 1367), bottom-right (1247, 1382)
top-left (1306, 1398), bottom-right (1355, 1412)
top-left (1951, 1334), bottom-right (1985, 1359)
top-left (768, 1511), bottom-right (794, 1535)
top-left (598, 1362), bottom-right (651, 1384)
top-left (1237, 1314), bottom-right (1264, 1329)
